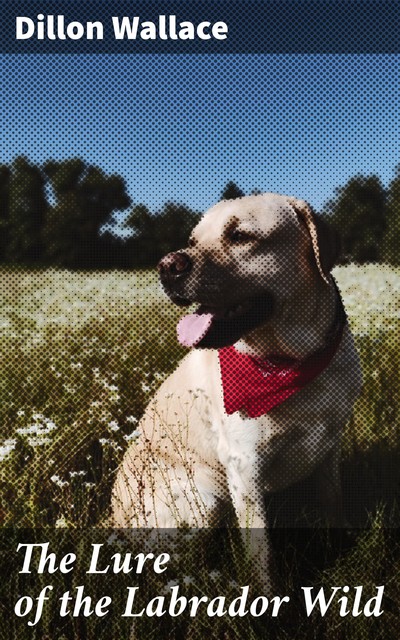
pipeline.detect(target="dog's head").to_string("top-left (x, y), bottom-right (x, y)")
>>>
top-left (158, 193), bottom-right (340, 349)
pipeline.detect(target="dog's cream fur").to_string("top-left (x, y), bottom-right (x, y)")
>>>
top-left (111, 194), bottom-right (361, 581)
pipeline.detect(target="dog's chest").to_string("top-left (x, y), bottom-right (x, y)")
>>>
top-left (211, 412), bottom-right (265, 476)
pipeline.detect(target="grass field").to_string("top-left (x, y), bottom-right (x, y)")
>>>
top-left (0, 264), bottom-right (399, 639)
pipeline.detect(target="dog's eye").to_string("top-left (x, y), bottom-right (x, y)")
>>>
top-left (229, 229), bottom-right (253, 244)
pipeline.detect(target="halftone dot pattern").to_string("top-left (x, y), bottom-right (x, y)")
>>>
top-left (2, 54), bottom-right (400, 212)
top-left (0, 51), bottom-right (400, 639)
top-left (3, 2), bottom-right (400, 52)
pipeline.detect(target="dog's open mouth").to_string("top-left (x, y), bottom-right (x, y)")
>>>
top-left (177, 294), bottom-right (274, 349)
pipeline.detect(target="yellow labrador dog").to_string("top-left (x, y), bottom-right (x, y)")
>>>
top-left (111, 193), bottom-right (361, 582)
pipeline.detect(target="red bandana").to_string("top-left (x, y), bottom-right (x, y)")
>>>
top-left (218, 321), bottom-right (345, 418)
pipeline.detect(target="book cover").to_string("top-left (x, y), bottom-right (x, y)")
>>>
top-left (0, 2), bottom-right (398, 638)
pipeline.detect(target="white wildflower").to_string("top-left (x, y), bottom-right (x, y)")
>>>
top-left (0, 439), bottom-right (17, 462)
top-left (69, 470), bottom-right (86, 478)
top-left (51, 475), bottom-right (69, 488)
top-left (104, 384), bottom-right (119, 392)
top-left (162, 580), bottom-right (179, 594)
top-left (16, 425), bottom-right (40, 436)
top-left (124, 430), bottom-right (141, 442)
top-left (55, 516), bottom-right (68, 528)
top-left (28, 437), bottom-right (51, 447)
top-left (209, 570), bottom-right (221, 581)
top-left (63, 385), bottom-right (76, 394)
top-left (17, 419), bottom-right (57, 437)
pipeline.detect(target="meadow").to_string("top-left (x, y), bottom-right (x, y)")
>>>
top-left (0, 264), bottom-right (399, 639)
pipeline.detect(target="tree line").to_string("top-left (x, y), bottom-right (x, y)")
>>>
top-left (0, 157), bottom-right (398, 269)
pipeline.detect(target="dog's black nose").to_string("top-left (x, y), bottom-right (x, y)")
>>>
top-left (157, 252), bottom-right (192, 278)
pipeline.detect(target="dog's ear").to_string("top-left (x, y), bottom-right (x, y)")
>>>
top-left (288, 197), bottom-right (341, 284)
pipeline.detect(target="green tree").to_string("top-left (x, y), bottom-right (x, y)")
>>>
top-left (124, 204), bottom-right (157, 266)
top-left (324, 176), bottom-right (387, 263)
top-left (383, 167), bottom-right (400, 265)
top-left (124, 202), bottom-right (201, 266)
top-left (5, 157), bottom-right (47, 264)
top-left (155, 203), bottom-right (201, 258)
top-left (220, 181), bottom-right (245, 201)
top-left (43, 159), bottom-right (130, 268)
top-left (0, 165), bottom-right (10, 261)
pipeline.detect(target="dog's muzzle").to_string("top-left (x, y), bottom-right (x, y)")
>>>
top-left (157, 250), bottom-right (275, 349)
top-left (157, 252), bottom-right (193, 305)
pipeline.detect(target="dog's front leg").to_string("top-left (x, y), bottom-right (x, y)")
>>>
top-left (226, 461), bottom-right (275, 592)
top-left (314, 444), bottom-right (347, 527)
top-left (228, 473), bottom-right (266, 528)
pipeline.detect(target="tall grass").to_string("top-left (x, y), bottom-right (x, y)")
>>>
top-left (0, 264), bottom-right (399, 639)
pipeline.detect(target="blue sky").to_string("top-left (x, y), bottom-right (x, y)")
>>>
top-left (1, 54), bottom-right (399, 214)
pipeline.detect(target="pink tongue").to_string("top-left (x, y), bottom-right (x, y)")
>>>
top-left (177, 312), bottom-right (214, 347)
